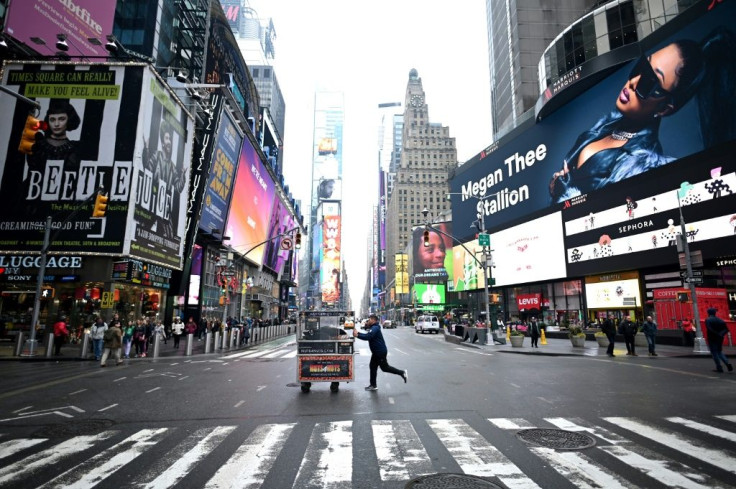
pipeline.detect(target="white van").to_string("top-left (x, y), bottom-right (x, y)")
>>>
top-left (415, 315), bottom-right (440, 334)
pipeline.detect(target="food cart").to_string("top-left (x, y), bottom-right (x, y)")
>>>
top-left (296, 310), bottom-right (355, 393)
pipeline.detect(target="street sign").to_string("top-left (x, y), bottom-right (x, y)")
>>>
top-left (281, 237), bottom-right (293, 250)
top-left (478, 233), bottom-right (490, 246)
top-left (680, 270), bottom-right (703, 279)
top-left (684, 277), bottom-right (704, 285)
top-left (101, 291), bottom-right (114, 308)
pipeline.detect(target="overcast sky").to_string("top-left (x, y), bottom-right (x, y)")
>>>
top-left (250, 0), bottom-right (492, 309)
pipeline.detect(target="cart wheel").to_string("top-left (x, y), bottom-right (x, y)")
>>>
top-left (301, 382), bottom-right (311, 393)
top-left (330, 382), bottom-right (339, 392)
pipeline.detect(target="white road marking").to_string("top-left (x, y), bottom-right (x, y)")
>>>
top-left (546, 417), bottom-right (627, 445)
top-left (68, 389), bottom-right (86, 395)
top-left (281, 350), bottom-right (297, 358)
top-left (263, 349), bottom-right (289, 358)
top-left (113, 377), bottom-right (126, 382)
top-left (98, 404), bottom-right (118, 412)
top-left (605, 416), bottom-right (736, 475)
top-left (508, 382), bottom-right (521, 389)
top-left (234, 400), bottom-right (245, 408)
top-left (530, 447), bottom-right (633, 489)
top-left (12, 406), bottom-right (32, 414)
top-left (0, 438), bottom-right (47, 460)
top-left (178, 376), bottom-right (189, 381)
top-left (667, 416), bottom-right (736, 443)
top-left (293, 421), bottom-right (353, 488)
top-left (0, 431), bottom-right (117, 485)
top-left (257, 385), bottom-right (267, 392)
top-left (37, 428), bottom-right (168, 489)
top-left (394, 348), bottom-right (408, 355)
top-left (388, 397), bottom-right (395, 404)
top-left (170, 363), bottom-right (179, 365)
top-left (205, 423), bottom-right (295, 489)
top-left (204, 367), bottom-right (211, 371)
top-left (716, 415), bottom-right (736, 423)
top-left (372, 420), bottom-right (432, 481)
top-left (145, 387), bottom-right (161, 394)
top-left (143, 369), bottom-right (154, 373)
top-left (137, 426), bottom-right (236, 489)
top-left (428, 418), bottom-right (541, 488)
top-left (0, 405), bottom-right (85, 422)
top-left (488, 418), bottom-right (535, 430)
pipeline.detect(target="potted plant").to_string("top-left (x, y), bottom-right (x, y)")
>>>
top-left (509, 329), bottom-right (525, 347)
top-left (594, 331), bottom-right (609, 347)
top-left (568, 325), bottom-right (586, 347)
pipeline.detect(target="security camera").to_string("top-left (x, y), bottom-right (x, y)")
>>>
top-left (55, 34), bottom-right (69, 52)
top-left (176, 71), bottom-right (188, 83)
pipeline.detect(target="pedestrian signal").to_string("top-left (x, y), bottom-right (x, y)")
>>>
top-left (18, 115), bottom-right (47, 154)
top-left (92, 192), bottom-right (109, 217)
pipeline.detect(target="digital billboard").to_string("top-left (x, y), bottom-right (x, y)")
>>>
top-left (321, 215), bottom-right (341, 303)
top-left (317, 178), bottom-right (342, 201)
top-left (395, 253), bottom-right (409, 295)
top-left (225, 138), bottom-right (276, 266)
top-left (4, 0), bottom-right (116, 58)
top-left (452, 238), bottom-right (487, 292)
top-left (199, 111), bottom-right (243, 234)
top-left (263, 195), bottom-right (296, 274)
top-left (450, 1), bottom-right (736, 242)
top-left (585, 275), bottom-right (642, 309)
top-left (413, 283), bottom-right (446, 304)
top-left (0, 64), bottom-right (138, 254)
top-left (490, 212), bottom-right (567, 287)
top-left (412, 222), bottom-right (454, 283)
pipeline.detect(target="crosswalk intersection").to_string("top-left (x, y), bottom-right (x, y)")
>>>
top-left (0, 414), bottom-right (734, 488)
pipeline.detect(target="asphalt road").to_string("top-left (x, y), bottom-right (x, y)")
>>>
top-left (0, 327), bottom-right (735, 488)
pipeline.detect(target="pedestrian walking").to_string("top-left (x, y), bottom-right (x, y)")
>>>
top-left (619, 315), bottom-right (638, 356)
top-left (90, 316), bottom-right (108, 361)
top-left (682, 317), bottom-right (696, 346)
top-left (353, 313), bottom-right (407, 391)
top-left (641, 316), bottom-right (658, 356)
top-left (122, 321), bottom-right (134, 359)
top-left (153, 321), bottom-right (167, 348)
top-left (100, 320), bottom-right (123, 367)
top-left (52, 315), bottom-right (69, 356)
top-left (133, 319), bottom-right (146, 357)
top-left (705, 308), bottom-right (733, 373)
top-left (529, 317), bottom-right (541, 348)
top-left (601, 314), bottom-right (616, 357)
top-left (172, 317), bottom-right (185, 348)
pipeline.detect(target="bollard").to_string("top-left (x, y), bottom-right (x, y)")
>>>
top-left (235, 329), bottom-right (241, 347)
top-left (506, 326), bottom-right (510, 341)
top-left (214, 331), bottom-right (220, 351)
top-left (186, 333), bottom-right (194, 356)
top-left (231, 330), bottom-right (237, 349)
top-left (540, 329), bottom-right (548, 345)
top-left (14, 331), bottom-right (25, 356)
top-left (223, 330), bottom-right (229, 350)
top-left (153, 333), bottom-right (161, 358)
top-left (79, 332), bottom-right (90, 359)
top-left (205, 332), bottom-right (212, 353)
top-left (45, 333), bottom-right (55, 357)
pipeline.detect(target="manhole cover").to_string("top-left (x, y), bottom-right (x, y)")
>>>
top-left (33, 419), bottom-right (115, 438)
top-left (516, 428), bottom-right (596, 450)
top-left (405, 473), bottom-right (502, 488)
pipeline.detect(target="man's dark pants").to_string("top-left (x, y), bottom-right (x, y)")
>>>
top-left (606, 333), bottom-right (615, 356)
top-left (369, 353), bottom-right (404, 387)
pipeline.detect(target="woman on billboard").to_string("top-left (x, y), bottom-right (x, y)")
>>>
top-left (413, 226), bottom-right (451, 279)
top-left (28, 99), bottom-right (81, 172)
top-left (549, 27), bottom-right (736, 203)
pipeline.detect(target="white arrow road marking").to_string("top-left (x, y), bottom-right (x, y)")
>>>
top-left (0, 405), bottom-right (85, 422)
top-left (98, 404), bottom-right (118, 412)
top-left (12, 406), bottom-right (33, 414)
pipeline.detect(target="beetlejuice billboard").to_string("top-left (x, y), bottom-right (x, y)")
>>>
top-left (450, 0), bottom-right (736, 243)
top-left (321, 214), bottom-right (341, 304)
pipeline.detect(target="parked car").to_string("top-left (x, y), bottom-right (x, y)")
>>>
top-left (382, 320), bottom-right (395, 329)
top-left (415, 315), bottom-right (440, 334)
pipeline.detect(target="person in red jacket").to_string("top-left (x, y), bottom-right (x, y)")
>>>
top-left (53, 316), bottom-right (70, 356)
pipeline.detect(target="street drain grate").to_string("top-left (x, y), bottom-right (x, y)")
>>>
top-left (33, 419), bottom-right (116, 438)
top-left (405, 473), bottom-right (502, 488)
top-left (516, 428), bottom-right (596, 450)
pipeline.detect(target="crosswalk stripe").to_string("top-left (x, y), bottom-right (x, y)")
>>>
top-left (281, 350), bottom-right (297, 358)
top-left (0, 438), bottom-right (47, 460)
top-left (293, 421), bottom-right (353, 489)
top-left (716, 415), bottom-right (736, 424)
top-left (487, 418), bottom-right (535, 430)
top-left (604, 417), bottom-right (736, 475)
top-left (529, 447), bottom-right (632, 489)
top-left (428, 419), bottom-right (541, 488)
top-left (372, 420), bottom-right (433, 481)
top-left (205, 423), bottom-right (295, 489)
top-left (263, 348), bottom-right (290, 358)
top-left (136, 426), bottom-right (237, 489)
top-left (545, 417), bottom-right (628, 445)
top-left (0, 431), bottom-right (117, 486)
top-left (666, 416), bottom-right (736, 443)
top-left (38, 428), bottom-right (168, 489)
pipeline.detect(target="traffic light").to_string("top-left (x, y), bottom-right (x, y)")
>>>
top-left (18, 115), bottom-right (47, 154)
top-left (295, 232), bottom-right (302, 249)
top-left (423, 229), bottom-right (430, 247)
top-left (92, 191), bottom-right (109, 217)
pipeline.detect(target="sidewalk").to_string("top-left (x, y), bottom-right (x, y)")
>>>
top-left (446, 332), bottom-right (736, 358)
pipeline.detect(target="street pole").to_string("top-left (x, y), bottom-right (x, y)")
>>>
top-left (23, 216), bottom-right (52, 357)
top-left (677, 193), bottom-right (708, 354)
top-left (479, 216), bottom-right (492, 339)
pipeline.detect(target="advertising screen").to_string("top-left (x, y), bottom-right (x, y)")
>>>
top-left (128, 69), bottom-right (194, 268)
top-left (317, 178), bottom-right (342, 201)
top-left (452, 238), bottom-right (487, 292)
top-left (413, 283), bottom-right (446, 304)
top-left (199, 111), bottom-right (243, 233)
top-left (450, 1), bottom-right (736, 241)
top-left (321, 215), bottom-right (341, 304)
top-left (395, 253), bottom-right (409, 294)
top-left (490, 212), bottom-right (567, 287)
top-left (187, 244), bottom-right (203, 304)
top-left (4, 0), bottom-right (116, 58)
top-left (225, 138), bottom-right (276, 266)
top-left (263, 195), bottom-right (296, 274)
top-left (585, 278), bottom-right (642, 309)
top-left (412, 222), bottom-right (454, 283)
top-left (0, 63), bottom-right (141, 256)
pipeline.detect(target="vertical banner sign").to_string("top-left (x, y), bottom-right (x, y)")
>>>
top-left (378, 171), bottom-right (387, 287)
top-left (0, 63), bottom-right (144, 255)
top-left (321, 214), bottom-right (341, 303)
top-left (395, 253), bottom-right (409, 294)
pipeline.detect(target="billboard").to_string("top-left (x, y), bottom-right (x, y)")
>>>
top-left (452, 238), bottom-right (487, 292)
top-left (412, 222), bottom-right (454, 283)
top-left (128, 69), bottom-right (195, 268)
top-left (450, 1), bottom-right (736, 241)
top-left (317, 178), bottom-right (342, 201)
top-left (0, 63), bottom-right (186, 265)
top-left (395, 253), bottom-right (409, 294)
top-left (585, 275), bottom-right (642, 309)
top-left (321, 215), bottom-right (341, 303)
top-left (199, 110), bottom-right (243, 234)
top-left (263, 195), bottom-right (296, 274)
top-left (413, 283), bottom-right (446, 304)
top-left (187, 244), bottom-right (203, 305)
top-left (4, 0), bottom-right (116, 58)
top-left (225, 138), bottom-right (276, 266)
top-left (490, 212), bottom-right (567, 287)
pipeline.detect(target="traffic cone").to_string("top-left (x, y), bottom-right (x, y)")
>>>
top-left (541, 329), bottom-right (547, 345)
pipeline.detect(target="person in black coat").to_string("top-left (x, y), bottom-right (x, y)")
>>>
top-left (619, 315), bottom-right (638, 356)
top-left (705, 308), bottom-right (733, 373)
top-left (601, 314), bottom-right (616, 357)
top-left (529, 317), bottom-right (541, 348)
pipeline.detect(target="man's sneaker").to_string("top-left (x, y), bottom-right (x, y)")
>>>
top-left (402, 370), bottom-right (408, 383)
top-left (364, 385), bottom-right (378, 391)
top-left (728, 363), bottom-right (734, 372)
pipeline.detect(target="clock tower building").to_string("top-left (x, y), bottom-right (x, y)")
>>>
top-left (385, 69), bottom-right (458, 301)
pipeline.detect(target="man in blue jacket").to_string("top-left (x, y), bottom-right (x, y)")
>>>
top-left (353, 314), bottom-right (407, 391)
